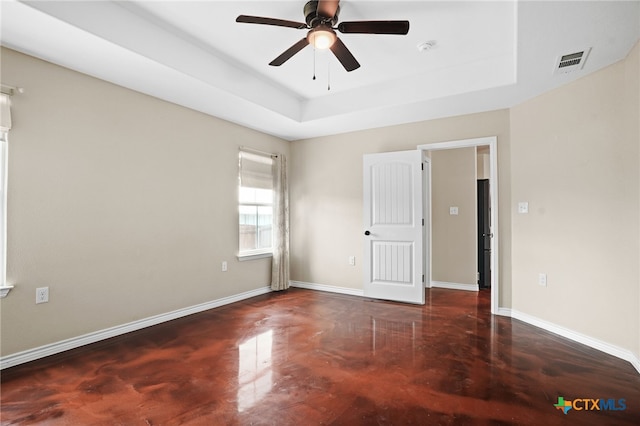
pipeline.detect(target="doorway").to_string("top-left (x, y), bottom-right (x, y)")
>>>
top-left (417, 137), bottom-right (499, 314)
top-left (477, 179), bottom-right (491, 289)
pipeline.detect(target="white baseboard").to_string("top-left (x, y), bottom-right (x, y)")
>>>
top-left (0, 286), bottom-right (272, 370)
top-left (496, 307), bottom-right (512, 317)
top-left (289, 280), bottom-right (364, 297)
top-left (431, 281), bottom-right (479, 292)
top-left (500, 308), bottom-right (640, 375)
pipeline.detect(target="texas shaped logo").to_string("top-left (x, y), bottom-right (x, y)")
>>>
top-left (554, 397), bottom-right (573, 414)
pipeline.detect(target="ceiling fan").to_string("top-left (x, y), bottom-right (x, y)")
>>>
top-left (236, 0), bottom-right (410, 72)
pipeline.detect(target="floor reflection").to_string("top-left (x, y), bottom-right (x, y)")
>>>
top-left (371, 318), bottom-right (417, 354)
top-left (237, 329), bottom-right (273, 412)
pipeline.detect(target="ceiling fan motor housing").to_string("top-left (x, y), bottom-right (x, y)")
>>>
top-left (304, 1), bottom-right (339, 27)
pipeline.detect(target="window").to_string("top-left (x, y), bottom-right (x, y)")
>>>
top-left (238, 150), bottom-right (274, 260)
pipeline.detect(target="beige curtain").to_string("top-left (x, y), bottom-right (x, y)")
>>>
top-left (271, 154), bottom-right (289, 291)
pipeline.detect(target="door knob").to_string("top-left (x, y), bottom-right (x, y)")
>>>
top-left (364, 230), bottom-right (371, 236)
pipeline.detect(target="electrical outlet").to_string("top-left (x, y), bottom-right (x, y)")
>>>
top-left (518, 202), bottom-right (529, 214)
top-left (36, 287), bottom-right (49, 304)
top-left (222, 261), bottom-right (228, 272)
top-left (348, 256), bottom-right (356, 266)
top-left (538, 273), bottom-right (547, 287)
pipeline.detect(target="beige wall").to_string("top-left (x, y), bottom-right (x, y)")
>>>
top-left (4, 40), bottom-right (638, 366)
top-left (431, 148), bottom-right (477, 284)
top-left (510, 42), bottom-right (640, 355)
top-left (477, 147), bottom-right (490, 180)
top-left (633, 42), bottom-right (640, 365)
top-left (0, 48), bottom-right (290, 356)
top-left (289, 110), bottom-right (512, 307)
top-left (629, 41), bottom-right (640, 370)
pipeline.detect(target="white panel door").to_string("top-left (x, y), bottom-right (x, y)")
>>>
top-left (363, 150), bottom-right (424, 304)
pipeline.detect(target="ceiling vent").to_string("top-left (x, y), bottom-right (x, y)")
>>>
top-left (553, 48), bottom-right (591, 74)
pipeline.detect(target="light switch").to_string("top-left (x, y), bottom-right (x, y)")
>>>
top-left (449, 207), bottom-right (459, 215)
top-left (539, 273), bottom-right (547, 287)
top-left (518, 202), bottom-right (529, 214)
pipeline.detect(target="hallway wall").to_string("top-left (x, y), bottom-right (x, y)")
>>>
top-left (431, 147), bottom-right (477, 285)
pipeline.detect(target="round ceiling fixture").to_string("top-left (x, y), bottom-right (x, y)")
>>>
top-left (417, 40), bottom-right (437, 52)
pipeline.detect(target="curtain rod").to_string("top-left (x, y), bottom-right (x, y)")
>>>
top-left (240, 146), bottom-right (278, 158)
top-left (0, 84), bottom-right (24, 96)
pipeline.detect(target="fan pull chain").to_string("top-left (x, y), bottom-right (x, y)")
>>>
top-left (312, 36), bottom-right (317, 80)
top-left (327, 60), bottom-right (331, 91)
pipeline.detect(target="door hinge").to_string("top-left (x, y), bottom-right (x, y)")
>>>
top-left (422, 274), bottom-right (425, 283)
top-left (422, 218), bottom-right (424, 226)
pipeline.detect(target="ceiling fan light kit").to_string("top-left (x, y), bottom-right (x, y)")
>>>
top-left (308, 26), bottom-right (337, 49)
top-left (236, 0), bottom-right (410, 73)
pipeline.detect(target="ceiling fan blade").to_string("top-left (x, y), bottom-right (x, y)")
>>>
top-left (317, 0), bottom-right (340, 18)
top-left (329, 37), bottom-right (360, 72)
top-left (337, 20), bottom-right (410, 35)
top-left (236, 15), bottom-right (307, 30)
top-left (269, 38), bottom-right (310, 66)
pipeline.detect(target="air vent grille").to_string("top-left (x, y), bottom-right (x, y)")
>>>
top-left (554, 48), bottom-right (591, 74)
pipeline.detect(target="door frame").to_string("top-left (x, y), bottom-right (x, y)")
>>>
top-left (417, 137), bottom-right (499, 314)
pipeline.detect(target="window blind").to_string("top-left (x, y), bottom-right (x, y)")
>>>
top-left (239, 150), bottom-right (273, 190)
top-left (0, 94), bottom-right (11, 131)
top-left (0, 94), bottom-right (11, 141)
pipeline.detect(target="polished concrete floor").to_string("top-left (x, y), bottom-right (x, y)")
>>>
top-left (1, 288), bottom-right (639, 425)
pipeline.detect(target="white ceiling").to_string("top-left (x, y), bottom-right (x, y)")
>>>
top-left (1, 1), bottom-right (639, 141)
